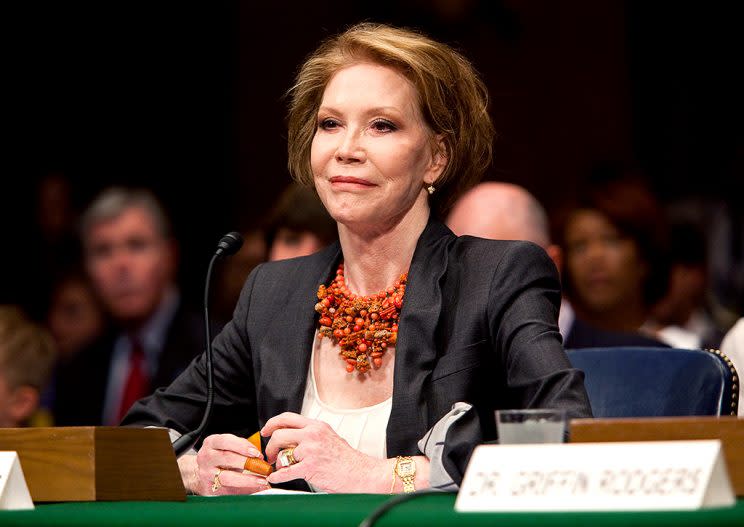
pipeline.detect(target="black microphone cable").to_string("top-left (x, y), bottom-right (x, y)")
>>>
top-left (172, 231), bottom-right (243, 457)
top-left (358, 489), bottom-right (453, 527)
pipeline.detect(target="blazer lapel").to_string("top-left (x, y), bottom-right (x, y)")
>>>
top-left (387, 219), bottom-right (454, 455)
top-left (256, 243), bottom-right (341, 422)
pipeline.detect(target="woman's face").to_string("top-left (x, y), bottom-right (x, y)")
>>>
top-left (310, 62), bottom-right (445, 230)
top-left (48, 279), bottom-right (104, 358)
top-left (564, 209), bottom-right (648, 313)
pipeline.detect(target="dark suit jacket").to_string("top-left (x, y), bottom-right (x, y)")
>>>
top-left (123, 219), bottom-right (592, 485)
top-left (564, 317), bottom-right (669, 349)
top-left (54, 303), bottom-right (204, 426)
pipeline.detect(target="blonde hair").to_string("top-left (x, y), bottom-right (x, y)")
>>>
top-left (287, 23), bottom-right (495, 216)
top-left (0, 307), bottom-right (57, 391)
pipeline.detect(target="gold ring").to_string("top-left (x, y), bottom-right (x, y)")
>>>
top-left (278, 447), bottom-right (298, 467)
top-left (212, 469), bottom-right (223, 493)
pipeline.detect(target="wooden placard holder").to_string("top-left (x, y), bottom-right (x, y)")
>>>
top-left (570, 416), bottom-right (744, 497)
top-left (0, 427), bottom-right (185, 502)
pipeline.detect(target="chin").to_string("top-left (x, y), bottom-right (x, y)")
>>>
top-left (322, 199), bottom-right (374, 226)
top-left (110, 300), bottom-right (152, 323)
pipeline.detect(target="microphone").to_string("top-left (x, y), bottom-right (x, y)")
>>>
top-left (172, 231), bottom-right (244, 457)
top-left (215, 231), bottom-right (243, 258)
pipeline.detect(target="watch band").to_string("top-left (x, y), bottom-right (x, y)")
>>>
top-left (394, 456), bottom-right (416, 493)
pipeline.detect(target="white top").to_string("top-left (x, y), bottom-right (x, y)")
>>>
top-left (721, 318), bottom-right (744, 417)
top-left (300, 335), bottom-right (392, 459)
top-left (655, 324), bottom-right (702, 349)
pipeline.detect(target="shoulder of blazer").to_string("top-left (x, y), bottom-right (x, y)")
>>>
top-left (446, 235), bottom-right (552, 271)
top-left (251, 242), bottom-right (341, 283)
top-left (238, 243), bottom-right (342, 316)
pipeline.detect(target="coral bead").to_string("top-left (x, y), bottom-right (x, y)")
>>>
top-left (373, 357), bottom-right (382, 368)
top-left (358, 343), bottom-right (368, 352)
top-left (319, 317), bottom-right (332, 327)
top-left (346, 364), bottom-right (354, 373)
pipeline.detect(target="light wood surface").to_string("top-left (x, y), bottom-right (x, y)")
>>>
top-left (570, 416), bottom-right (744, 496)
top-left (0, 427), bottom-right (185, 502)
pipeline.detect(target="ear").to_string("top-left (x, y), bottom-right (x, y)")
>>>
top-left (638, 258), bottom-right (650, 280)
top-left (164, 239), bottom-right (180, 281)
top-left (546, 244), bottom-right (563, 276)
top-left (8, 386), bottom-right (40, 425)
top-left (424, 135), bottom-right (448, 186)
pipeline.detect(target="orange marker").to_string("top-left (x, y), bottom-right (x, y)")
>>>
top-left (244, 457), bottom-right (273, 476)
top-left (247, 432), bottom-right (262, 451)
top-left (244, 432), bottom-right (272, 476)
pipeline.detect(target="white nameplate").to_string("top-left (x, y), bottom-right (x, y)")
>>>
top-left (456, 440), bottom-right (734, 512)
top-left (0, 452), bottom-right (34, 510)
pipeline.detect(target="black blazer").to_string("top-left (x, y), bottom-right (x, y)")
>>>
top-left (123, 219), bottom-right (592, 484)
top-left (54, 303), bottom-right (204, 426)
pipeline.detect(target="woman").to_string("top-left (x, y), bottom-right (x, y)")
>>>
top-left (559, 176), bottom-right (670, 336)
top-left (124, 23), bottom-right (591, 494)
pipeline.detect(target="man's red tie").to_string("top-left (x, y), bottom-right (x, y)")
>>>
top-left (116, 339), bottom-right (150, 423)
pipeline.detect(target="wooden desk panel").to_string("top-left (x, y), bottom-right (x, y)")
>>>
top-left (570, 417), bottom-right (744, 496)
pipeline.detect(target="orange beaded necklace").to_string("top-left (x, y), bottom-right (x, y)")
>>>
top-left (315, 263), bottom-right (407, 374)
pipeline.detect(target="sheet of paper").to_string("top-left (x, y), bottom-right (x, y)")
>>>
top-left (253, 488), bottom-right (324, 495)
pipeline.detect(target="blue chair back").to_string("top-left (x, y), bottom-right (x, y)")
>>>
top-left (566, 347), bottom-right (739, 418)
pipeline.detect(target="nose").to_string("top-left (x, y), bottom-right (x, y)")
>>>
top-left (110, 247), bottom-right (133, 277)
top-left (583, 240), bottom-right (608, 265)
top-left (335, 128), bottom-right (365, 164)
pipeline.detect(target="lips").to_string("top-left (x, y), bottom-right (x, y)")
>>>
top-left (584, 275), bottom-right (613, 288)
top-left (329, 176), bottom-right (376, 187)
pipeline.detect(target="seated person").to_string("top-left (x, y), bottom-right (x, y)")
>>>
top-left (649, 222), bottom-right (727, 349)
top-left (123, 23), bottom-right (592, 495)
top-left (557, 175), bottom-right (672, 344)
top-left (40, 268), bottom-right (107, 423)
top-left (0, 306), bottom-right (57, 427)
top-left (265, 182), bottom-right (338, 261)
top-left (447, 182), bottom-right (665, 348)
top-left (54, 188), bottom-right (204, 426)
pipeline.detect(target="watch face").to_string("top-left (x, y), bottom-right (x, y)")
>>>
top-left (397, 460), bottom-right (415, 477)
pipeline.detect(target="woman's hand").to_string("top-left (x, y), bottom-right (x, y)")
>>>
top-left (261, 412), bottom-right (390, 493)
top-left (178, 433), bottom-right (271, 495)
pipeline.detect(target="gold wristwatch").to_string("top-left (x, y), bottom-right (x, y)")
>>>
top-left (394, 456), bottom-right (416, 493)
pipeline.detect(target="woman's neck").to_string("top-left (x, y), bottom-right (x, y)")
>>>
top-left (338, 200), bottom-right (429, 296)
top-left (573, 297), bottom-right (648, 333)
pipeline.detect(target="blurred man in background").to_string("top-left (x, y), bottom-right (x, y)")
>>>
top-left (54, 188), bottom-right (203, 425)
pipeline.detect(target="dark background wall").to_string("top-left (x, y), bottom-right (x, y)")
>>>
top-left (4, 0), bottom-right (743, 314)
